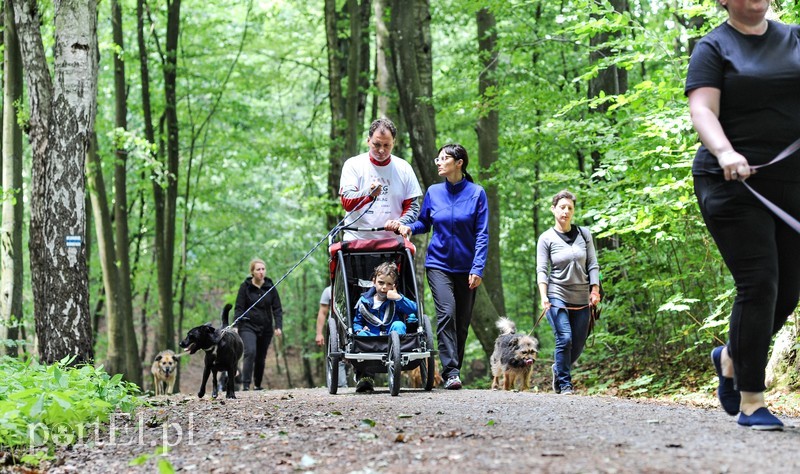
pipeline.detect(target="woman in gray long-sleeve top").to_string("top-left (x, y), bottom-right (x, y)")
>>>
top-left (536, 190), bottom-right (601, 395)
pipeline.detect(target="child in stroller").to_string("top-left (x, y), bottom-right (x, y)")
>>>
top-left (354, 262), bottom-right (418, 336)
top-left (353, 262), bottom-right (417, 391)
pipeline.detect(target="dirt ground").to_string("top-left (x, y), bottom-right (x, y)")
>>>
top-left (16, 375), bottom-right (800, 474)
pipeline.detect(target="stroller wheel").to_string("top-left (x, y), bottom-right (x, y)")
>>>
top-left (388, 331), bottom-right (402, 396)
top-left (326, 318), bottom-right (340, 394)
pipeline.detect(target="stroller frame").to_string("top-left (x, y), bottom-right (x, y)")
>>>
top-left (326, 230), bottom-right (437, 396)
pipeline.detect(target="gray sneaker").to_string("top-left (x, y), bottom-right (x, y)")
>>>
top-left (561, 387), bottom-right (574, 395)
top-left (444, 375), bottom-right (462, 390)
top-left (551, 364), bottom-right (560, 394)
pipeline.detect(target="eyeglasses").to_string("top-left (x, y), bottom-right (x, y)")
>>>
top-left (433, 155), bottom-right (454, 164)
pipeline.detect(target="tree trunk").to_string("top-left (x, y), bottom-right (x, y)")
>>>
top-left (344, 0), bottom-right (371, 156)
top-left (588, 0), bottom-right (629, 170)
top-left (153, 0), bottom-right (181, 352)
top-left (86, 132), bottom-right (124, 374)
top-left (390, 0), bottom-right (501, 353)
top-left (14, 0), bottom-right (97, 364)
top-left (476, 7), bottom-right (505, 317)
top-left (765, 314), bottom-right (798, 389)
top-left (372, 0), bottom-right (406, 154)
top-left (373, 0), bottom-right (390, 118)
top-left (299, 275), bottom-right (315, 388)
top-left (324, 0), bottom-right (371, 229)
top-left (388, 0), bottom-right (437, 187)
top-left (1, 0), bottom-right (23, 356)
top-left (111, 0), bottom-right (142, 385)
top-left (136, 0), bottom-right (156, 372)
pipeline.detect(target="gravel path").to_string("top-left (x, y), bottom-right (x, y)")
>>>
top-left (26, 387), bottom-right (800, 473)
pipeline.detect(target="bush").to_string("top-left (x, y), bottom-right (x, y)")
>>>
top-left (0, 355), bottom-right (141, 453)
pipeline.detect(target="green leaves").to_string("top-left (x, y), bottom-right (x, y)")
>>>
top-left (0, 356), bottom-right (141, 451)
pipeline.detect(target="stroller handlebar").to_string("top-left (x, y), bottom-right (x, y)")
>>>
top-left (338, 226), bottom-right (387, 232)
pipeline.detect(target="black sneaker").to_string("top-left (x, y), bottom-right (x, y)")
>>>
top-left (551, 364), bottom-right (560, 394)
top-left (253, 386), bottom-right (263, 391)
top-left (356, 377), bottom-right (374, 393)
top-left (444, 375), bottom-right (462, 390)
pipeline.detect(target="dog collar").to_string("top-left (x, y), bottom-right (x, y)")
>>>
top-left (202, 345), bottom-right (217, 356)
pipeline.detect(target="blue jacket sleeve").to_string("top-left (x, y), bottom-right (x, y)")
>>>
top-left (471, 188), bottom-right (489, 277)
top-left (409, 190), bottom-right (433, 235)
top-left (353, 306), bottom-right (364, 332)
top-left (393, 294), bottom-right (418, 317)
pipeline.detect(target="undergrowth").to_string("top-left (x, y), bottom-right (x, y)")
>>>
top-left (0, 355), bottom-right (141, 465)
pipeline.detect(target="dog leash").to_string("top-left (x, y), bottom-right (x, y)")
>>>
top-left (738, 137), bottom-right (800, 234)
top-left (532, 303), bottom-right (592, 334)
top-left (227, 197), bottom-right (379, 330)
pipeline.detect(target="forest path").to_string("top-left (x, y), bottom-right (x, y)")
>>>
top-left (37, 387), bottom-right (800, 473)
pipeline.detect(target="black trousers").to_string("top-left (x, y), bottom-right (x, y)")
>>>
top-left (427, 268), bottom-right (476, 380)
top-left (239, 327), bottom-right (273, 388)
top-left (695, 175), bottom-right (800, 392)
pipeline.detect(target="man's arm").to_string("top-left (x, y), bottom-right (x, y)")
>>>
top-left (316, 304), bottom-right (329, 346)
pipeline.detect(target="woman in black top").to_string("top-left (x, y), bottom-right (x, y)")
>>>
top-left (686, 0), bottom-right (800, 430)
top-left (234, 258), bottom-right (283, 391)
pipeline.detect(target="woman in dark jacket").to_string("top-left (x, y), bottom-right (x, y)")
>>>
top-left (397, 143), bottom-right (489, 390)
top-left (234, 258), bottom-right (283, 391)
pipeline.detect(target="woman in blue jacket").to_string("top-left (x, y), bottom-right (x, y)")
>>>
top-left (397, 144), bottom-right (489, 390)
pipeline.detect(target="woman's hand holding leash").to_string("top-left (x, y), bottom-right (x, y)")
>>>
top-left (590, 291), bottom-right (601, 307)
top-left (717, 150), bottom-right (754, 181)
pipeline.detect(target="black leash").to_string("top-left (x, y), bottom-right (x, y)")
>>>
top-left (226, 198), bottom-right (378, 330)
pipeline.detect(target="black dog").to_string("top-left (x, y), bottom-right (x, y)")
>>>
top-left (179, 304), bottom-right (244, 399)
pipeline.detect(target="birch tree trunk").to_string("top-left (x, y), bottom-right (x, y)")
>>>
top-left (14, 0), bottom-right (97, 364)
top-left (1, 0), bottom-right (23, 355)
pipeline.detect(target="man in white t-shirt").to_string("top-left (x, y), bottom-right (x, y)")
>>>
top-left (316, 285), bottom-right (347, 387)
top-left (339, 118), bottom-right (422, 241)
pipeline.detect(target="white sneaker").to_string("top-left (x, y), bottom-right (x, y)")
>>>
top-left (444, 375), bottom-right (462, 390)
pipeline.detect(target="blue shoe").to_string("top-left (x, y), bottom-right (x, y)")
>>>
top-left (711, 346), bottom-right (740, 416)
top-left (737, 407), bottom-right (784, 431)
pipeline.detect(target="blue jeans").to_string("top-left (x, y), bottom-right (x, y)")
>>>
top-left (546, 297), bottom-right (591, 391)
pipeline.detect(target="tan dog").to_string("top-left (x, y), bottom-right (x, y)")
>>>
top-left (490, 317), bottom-right (539, 391)
top-left (405, 360), bottom-right (443, 388)
top-left (151, 350), bottom-right (179, 396)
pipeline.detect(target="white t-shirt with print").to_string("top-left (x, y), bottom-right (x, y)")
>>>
top-left (339, 152), bottom-right (422, 241)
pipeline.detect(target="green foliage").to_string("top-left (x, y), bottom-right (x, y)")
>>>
top-left (0, 356), bottom-right (141, 452)
top-left (10, 0), bottom-right (785, 401)
top-left (129, 446), bottom-right (175, 474)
